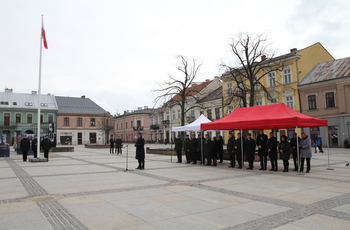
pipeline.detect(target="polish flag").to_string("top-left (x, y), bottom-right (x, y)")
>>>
top-left (42, 20), bottom-right (48, 49)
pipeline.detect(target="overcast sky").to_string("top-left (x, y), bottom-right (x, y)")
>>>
top-left (1, 0), bottom-right (349, 115)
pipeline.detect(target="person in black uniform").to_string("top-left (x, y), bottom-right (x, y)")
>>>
top-left (256, 130), bottom-right (268, 170)
top-left (235, 132), bottom-right (243, 169)
top-left (244, 133), bottom-right (256, 170)
top-left (109, 136), bottom-right (115, 154)
top-left (267, 132), bottom-right (278, 171)
top-left (204, 134), bottom-right (212, 166)
top-left (174, 135), bottom-right (183, 163)
top-left (41, 135), bottom-right (51, 161)
top-left (227, 133), bottom-right (235, 168)
top-left (197, 134), bottom-right (205, 164)
top-left (217, 136), bottom-right (224, 163)
top-left (190, 134), bottom-right (198, 164)
top-left (115, 136), bottom-right (123, 155)
top-left (184, 135), bottom-right (191, 163)
top-left (278, 135), bottom-right (291, 172)
top-left (211, 136), bottom-right (218, 166)
top-left (290, 133), bottom-right (300, 171)
top-left (32, 135), bottom-right (38, 158)
top-left (135, 132), bottom-right (145, 169)
top-left (20, 135), bottom-right (30, 161)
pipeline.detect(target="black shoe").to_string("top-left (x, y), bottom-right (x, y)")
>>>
top-left (135, 167), bottom-right (141, 169)
top-left (228, 166), bottom-right (233, 168)
top-left (192, 162), bottom-right (197, 164)
top-left (259, 168), bottom-right (264, 170)
top-left (246, 167), bottom-right (253, 170)
top-left (263, 168), bottom-right (267, 171)
top-left (293, 169), bottom-right (298, 171)
top-left (219, 161), bottom-right (223, 163)
top-left (282, 169), bottom-right (288, 172)
top-left (269, 169), bottom-right (274, 171)
top-left (306, 170), bottom-right (310, 173)
top-left (274, 169), bottom-right (278, 171)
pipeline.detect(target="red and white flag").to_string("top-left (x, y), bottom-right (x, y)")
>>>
top-left (42, 19), bottom-right (48, 49)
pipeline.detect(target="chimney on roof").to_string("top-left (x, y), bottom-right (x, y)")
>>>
top-left (81, 95), bottom-right (86, 98)
top-left (261, 55), bottom-right (266, 61)
top-left (205, 79), bottom-right (210, 82)
top-left (5, 88), bottom-right (13, 93)
top-left (31, 90), bottom-right (37, 94)
top-left (290, 48), bottom-right (297, 53)
top-left (138, 107), bottom-right (142, 110)
top-left (144, 106), bottom-right (148, 109)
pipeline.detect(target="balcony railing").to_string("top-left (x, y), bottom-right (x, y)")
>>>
top-left (133, 126), bottom-right (144, 131)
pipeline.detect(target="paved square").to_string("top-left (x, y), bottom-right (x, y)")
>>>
top-left (0, 145), bottom-right (349, 229)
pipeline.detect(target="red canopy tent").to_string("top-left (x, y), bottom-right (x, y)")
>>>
top-left (201, 103), bottom-right (328, 130)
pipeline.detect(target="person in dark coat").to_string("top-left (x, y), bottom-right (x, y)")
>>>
top-left (278, 135), bottom-right (290, 172)
top-left (217, 136), bottom-right (224, 163)
top-left (20, 135), bottom-right (30, 161)
top-left (244, 133), bottom-right (256, 170)
top-left (190, 134), bottom-right (198, 164)
top-left (203, 134), bottom-right (212, 166)
top-left (211, 136), bottom-right (218, 166)
top-left (32, 135), bottom-right (38, 158)
top-left (256, 130), bottom-right (268, 170)
top-left (109, 136), bottom-right (115, 154)
top-left (183, 135), bottom-right (191, 163)
top-left (234, 132), bottom-right (243, 169)
top-left (174, 135), bottom-right (183, 163)
top-left (227, 133), bottom-right (235, 168)
top-left (300, 132), bottom-right (312, 173)
top-left (267, 132), bottom-right (278, 171)
top-left (41, 135), bottom-right (51, 161)
top-left (135, 132), bottom-right (145, 169)
top-left (290, 133), bottom-right (301, 171)
top-left (197, 134), bottom-right (205, 164)
top-left (115, 136), bottom-right (123, 155)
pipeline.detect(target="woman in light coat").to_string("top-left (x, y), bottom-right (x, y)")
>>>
top-left (299, 132), bottom-right (312, 173)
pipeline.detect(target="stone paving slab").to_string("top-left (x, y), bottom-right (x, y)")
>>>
top-left (0, 144), bottom-right (349, 229)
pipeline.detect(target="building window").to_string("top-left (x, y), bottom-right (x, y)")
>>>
top-left (137, 120), bottom-right (141, 127)
top-left (125, 121), bottom-right (128, 129)
top-left (268, 72), bottom-right (276, 87)
top-left (283, 68), bottom-right (292, 84)
top-left (121, 123), bottom-right (123, 129)
top-left (285, 96), bottom-right (294, 109)
top-left (177, 109), bottom-right (180, 119)
top-left (207, 109), bottom-right (212, 120)
top-left (254, 76), bottom-right (259, 90)
top-left (166, 111), bottom-right (170, 120)
top-left (215, 108), bottom-right (220, 120)
top-left (90, 118), bottom-right (95, 126)
top-left (308, 95), bottom-right (317, 110)
top-left (116, 123), bottom-right (118, 130)
top-left (269, 98), bottom-right (277, 104)
top-left (77, 118), bottom-right (82, 126)
top-left (64, 117), bottom-right (69, 126)
top-left (40, 114), bottom-right (44, 123)
top-left (131, 121), bottom-right (133, 127)
top-left (4, 113), bottom-right (10, 126)
top-left (13, 102), bottom-right (17, 105)
top-left (256, 101), bottom-right (262, 106)
top-left (27, 114), bottom-right (32, 123)
top-left (228, 105), bottom-right (233, 114)
top-left (16, 113), bottom-right (21, 123)
top-left (325, 92), bottom-right (335, 108)
top-left (48, 114), bottom-right (54, 123)
top-left (200, 111), bottom-right (204, 115)
top-left (226, 82), bottom-right (233, 95)
top-left (172, 110), bottom-right (175, 120)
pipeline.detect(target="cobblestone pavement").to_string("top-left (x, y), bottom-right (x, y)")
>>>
top-left (0, 144), bottom-right (349, 229)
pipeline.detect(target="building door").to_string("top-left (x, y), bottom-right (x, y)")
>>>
top-left (328, 125), bottom-right (339, 148)
top-left (89, 132), bottom-right (96, 144)
top-left (77, 132), bottom-right (82, 145)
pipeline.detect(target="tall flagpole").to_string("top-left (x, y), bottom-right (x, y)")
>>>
top-left (36, 15), bottom-right (44, 158)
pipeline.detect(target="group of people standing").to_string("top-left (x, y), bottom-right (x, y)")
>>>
top-left (20, 135), bottom-right (51, 161)
top-left (109, 136), bottom-right (123, 155)
top-left (174, 130), bottom-right (313, 173)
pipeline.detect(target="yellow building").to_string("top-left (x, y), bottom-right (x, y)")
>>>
top-left (221, 42), bottom-right (334, 138)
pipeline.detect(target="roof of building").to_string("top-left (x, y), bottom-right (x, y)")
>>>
top-left (0, 91), bottom-right (58, 110)
top-left (115, 108), bottom-right (155, 118)
top-left (199, 87), bottom-right (222, 103)
top-left (55, 96), bottom-right (106, 115)
top-left (171, 80), bottom-right (213, 102)
top-left (299, 56), bottom-right (350, 85)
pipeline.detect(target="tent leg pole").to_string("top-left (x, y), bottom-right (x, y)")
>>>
top-left (241, 129), bottom-right (243, 170)
top-left (326, 126), bottom-right (334, 170)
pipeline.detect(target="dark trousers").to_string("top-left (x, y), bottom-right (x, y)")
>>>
top-left (229, 154), bottom-right (235, 167)
top-left (185, 151), bottom-right (191, 163)
top-left (191, 151), bottom-right (197, 163)
top-left (44, 150), bottom-right (49, 160)
top-left (316, 145), bottom-right (324, 153)
top-left (292, 152), bottom-right (298, 170)
top-left (205, 155), bottom-right (211, 165)
top-left (218, 151), bottom-right (223, 163)
top-left (236, 152), bottom-right (242, 168)
top-left (110, 147), bottom-right (114, 153)
top-left (283, 160), bottom-right (289, 171)
top-left (300, 158), bottom-right (311, 172)
top-left (247, 154), bottom-right (254, 168)
top-left (116, 147), bottom-right (122, 154)
top-left (33, 150), bottom-right (37, 158)
top-left (176, 150), bottom-right (182, 163)
top-left (212, 157), bottom-right (217, 166)
top-left (137, 159), bottom-right (145, 169)
top-left (259, 155), bottom-right (267, 169)
top-left (270, 158), bottom-right (278, 170)
top-left (22, 150), bottom-right (28, 161)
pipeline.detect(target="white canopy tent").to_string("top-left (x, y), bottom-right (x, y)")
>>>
top-left (171, 114), bottom-right (211, 132)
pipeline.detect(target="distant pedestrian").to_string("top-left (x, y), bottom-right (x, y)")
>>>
top-left (278, 135), bottom-right (290, 172)
top-left (190, 134), bottom-right (198, 164)
top-left (268, 132), bottom-right (278, 171)
top-left (32, 135), bottom-right (38, 158)
top-left (315, 135), bottom-right (324, 153)
top-left (41, 135), bottom-right (51, 161)
top-left (109, 136), bottom-right (115, 154)
top-left (135, 132), bottom-right (145, 169)
top-left (174, 135), bottom-right (183, 163)
top-left (227, 133), bottom-right (235, 168)
top-left (184, 135), bottom-right (191, 163)
top-left (300, 132), bottom-right (312, 173)
top-left (20, 135), bottom-right (30, 161)
top-left (234, 132), bottom-right (243, 169)
top-left (257, 130), bottom-right (268, 171)
top-left (218, 136), bottom-right (224, 163)
top-left (290, 133), bottom-right (301, 171)
top-left (244, 133), bottom-right (256, 170)
top-left (197, 134), bottom-right (205, 164)
top-left (115, 136), bottom-right (123, 155)
top-left (204, 134), bottom-right (212, 166)
top-left (211, 136), bottom-right (218, 166)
